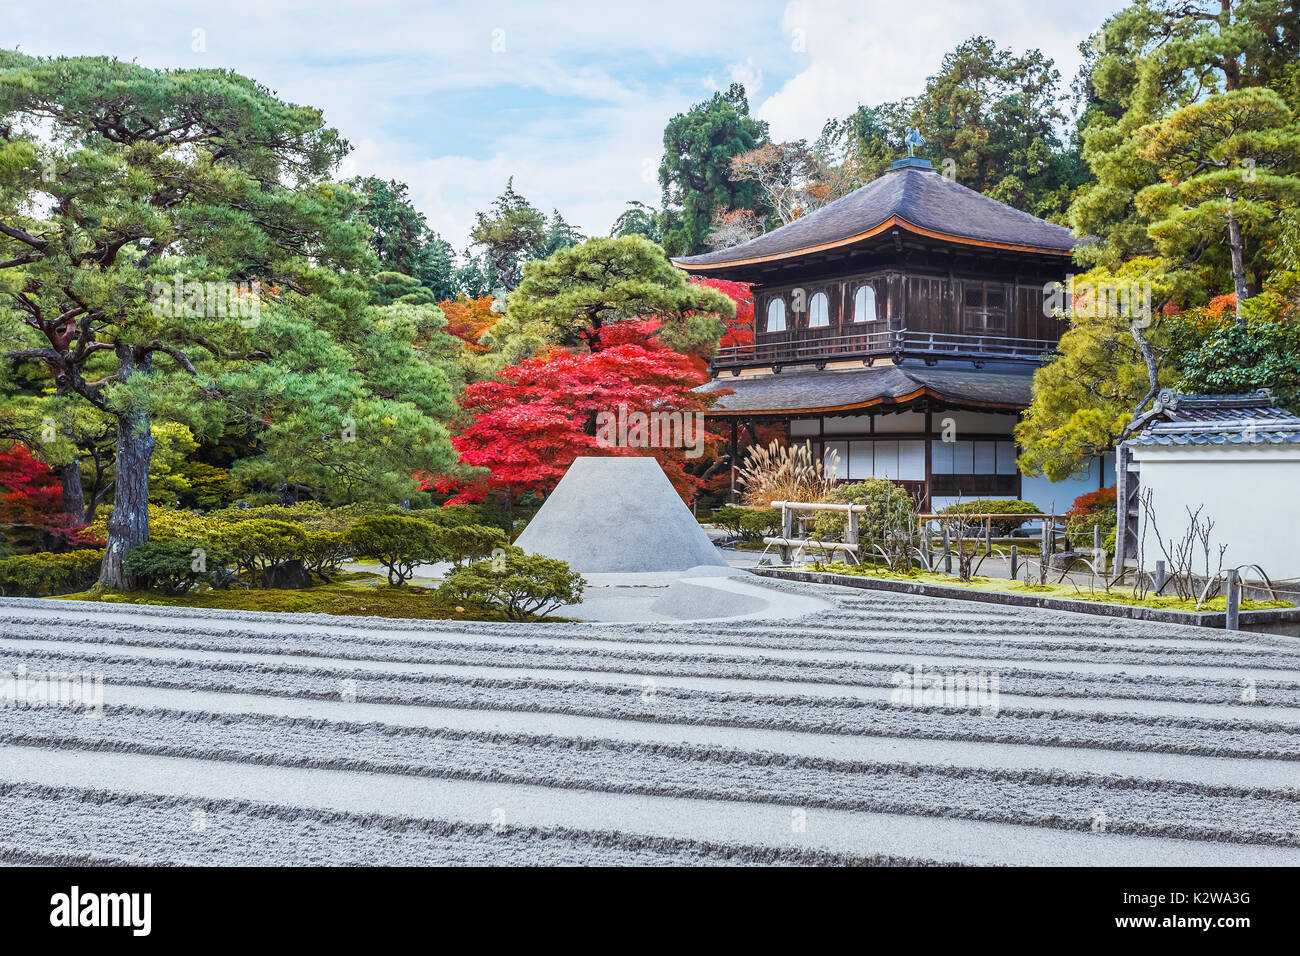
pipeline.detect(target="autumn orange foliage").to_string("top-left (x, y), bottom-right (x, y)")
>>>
top-left (438, 295), bottom-right (499, 353)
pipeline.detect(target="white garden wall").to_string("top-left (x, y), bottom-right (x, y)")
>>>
top-left (1128, 445), bottom-right (1300, 582)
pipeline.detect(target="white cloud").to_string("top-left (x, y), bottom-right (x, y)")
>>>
top-left (756, 0), bottom-right (1130, 142)
top-left (728, 57), bottom-right (764, 98)
top-left (8, 0), bottom-right (1127, 249)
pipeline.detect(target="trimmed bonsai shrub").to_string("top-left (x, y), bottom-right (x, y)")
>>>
top-left (938, 499), bottom-right (1042, 536)
top-left (346, 514), bottom-right (447, 585)
top-left (0, 549), bottom-right (103, 596)
top-left (301, 530), bottom-right (352, 581)
top-left (438, 547), bottom-right (584, 620)
top-left (441, 524), bottom-right (509, 568)
top-left (214, 502), bottom-right (330, 526)
top-left (218, 519), bottom-right (309, 586)
top-left (123, 539), bottom-right (228, 592)
top-left (417, 504), bottom-right (505, 531)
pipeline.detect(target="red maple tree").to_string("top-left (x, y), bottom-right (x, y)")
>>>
top-left (692, 277), bottom-right (753, 348)
top-left (443, 336), bottom-right (719, 505)
top-left (0, 444), bottom-right (94, 548)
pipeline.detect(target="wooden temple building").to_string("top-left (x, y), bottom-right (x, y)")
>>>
top-left (673, 155), bottom-right (1115, 510)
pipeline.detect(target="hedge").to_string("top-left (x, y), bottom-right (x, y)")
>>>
top-left (346, 515), bottom-right (447, 585)
top-left (0, 549), bottom-right (103, 596)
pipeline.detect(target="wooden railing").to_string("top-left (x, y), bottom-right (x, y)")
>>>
top-left (762, 502), bottom-right (1072, 579)
top-left (711, 328), bottom-right (1058, 371)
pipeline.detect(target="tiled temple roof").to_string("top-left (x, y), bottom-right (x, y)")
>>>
top-left (1127, 389), bottom-right (1300, 447)
top-left (673, 163), bottom-right (1076, 272)
top-left (695, 361), bottom-right (1035, 417)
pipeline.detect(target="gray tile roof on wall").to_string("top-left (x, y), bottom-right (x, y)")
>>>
top-left (695, 361), bottom-right (1035, 415)
top-left (674, 165), bottom-right (1077, 268)
top-left (1126, 389), bottom-right (1300, 446)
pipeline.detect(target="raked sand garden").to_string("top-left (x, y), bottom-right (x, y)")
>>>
top-left (2, 576), bottom-right (1299, 865)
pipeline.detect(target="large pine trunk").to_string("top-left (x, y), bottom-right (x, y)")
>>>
top-left (98, 347), bottom-right (155, 589)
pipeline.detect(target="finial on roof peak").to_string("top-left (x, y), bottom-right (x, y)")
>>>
top-left (905, 126), bottom-right (926, 157)
top-left (892, 127), bottom-right (932, 170)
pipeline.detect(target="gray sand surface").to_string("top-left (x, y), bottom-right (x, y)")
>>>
top-left (1, 582), bottom-right (1297, 865)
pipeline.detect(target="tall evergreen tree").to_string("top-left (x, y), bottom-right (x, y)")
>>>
top-left (469, 178), bottom-right (547, 291)
top-left (349, 176), bottom-right (458, 301)
top-left (658, 83), bottom-right (769, 256)
top-left (1137, 88), bottom-right (1300, 318)
top-left (485, 236), bottom-right (735, 362)
top-left (0, 54), bottom-right (463, 586)
top-left (1070, 0), bottom-right (1300, 270)
top-left (542, 209), bottom-right (585, 256)
top-left (609, 201), bottom-right (663, 243)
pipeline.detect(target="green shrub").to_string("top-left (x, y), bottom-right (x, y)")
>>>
top-left (123, 539), bottom-right (228, 592)
top-left (301, 530), bottom-right (352, 581)
top-left (210, 502), bottom-right (406, 534)
top-left (89, 505), bottom-right (228, 543)
top-left (938, 499), bottom-right (1042, 536)
top-left (811, 479), bottom-right (917, 541)
top-left (1067, 513), bottom-right (1118, 555)
top-left (743, 508), bottom-right (781, 539)
top-left (441, 524), bottom-right (509, 568)
top-left (346, 515), bottom-right (447, 585)
top-left (709, 505), bottom-right (747, 536)
top-left (0, 549), bottom-right (103, 596)
top-left (438, 547), bottom-right (584, 620)
top-left (218, 519), bottom-right (309, 583)
top-left (711, 506), bottom-right (781, 541)
top-left (308, 503), bottom-right (405, 532)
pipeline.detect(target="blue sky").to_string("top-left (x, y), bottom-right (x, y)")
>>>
top-left (9, 0), bottom-right (1128, 250)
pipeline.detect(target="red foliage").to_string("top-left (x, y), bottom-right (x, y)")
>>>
top-left (444, 344), bottom-right (720, 504)
top-left (592, 317), bottom-right (666, 350)
top-left (0, 444), bottom-right (92, 546)
top-left (692, 277), bottom-right (754, 348)
top-left (1066, 485), bottom-right (1117, 520)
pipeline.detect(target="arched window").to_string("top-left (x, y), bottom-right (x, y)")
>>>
top-left (853, 284), bottom-right (877, 323)
top-left (766, 297), bottom-right (786, 333)
top-left (808, 291), bottom-right (830, 328)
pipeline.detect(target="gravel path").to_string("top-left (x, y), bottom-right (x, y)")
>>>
top-left (1, 584), bottom-right (1298, 866)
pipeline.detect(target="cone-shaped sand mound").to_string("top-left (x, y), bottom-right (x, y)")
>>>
top-left (515, 456), bottom-right (728, 573)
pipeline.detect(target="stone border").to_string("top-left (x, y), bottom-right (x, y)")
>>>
top-left (752, 567), bottom-right (1300, 629)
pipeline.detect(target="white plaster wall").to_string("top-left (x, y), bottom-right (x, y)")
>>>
top-left (1129, 446), bottom-right (1300, 581)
